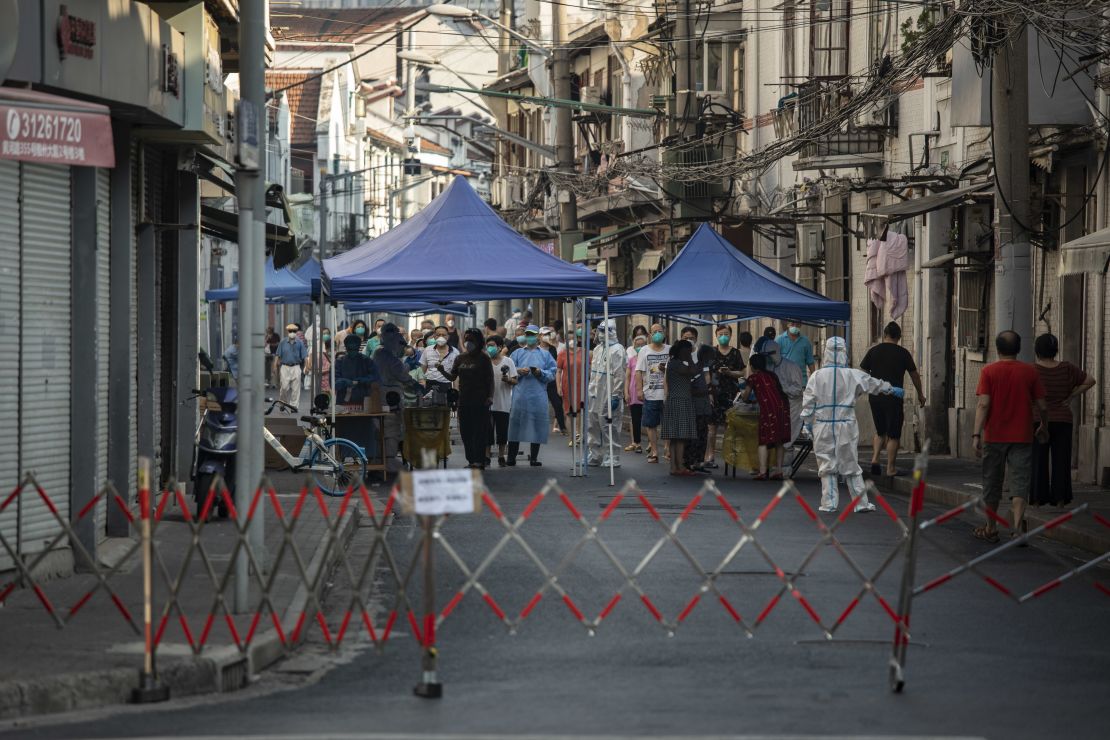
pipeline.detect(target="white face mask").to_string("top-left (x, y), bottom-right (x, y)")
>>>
top-left (447, 321), bottom-right (455, 328)
top-left (435, 337), bottom-right (448, 347)
top-left (287, 332), bottom-right (296, 339)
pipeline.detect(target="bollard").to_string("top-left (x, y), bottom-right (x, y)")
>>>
top-left (413, 514), bottom-right (442, 698)
top-left (132, 458), bottom-right (170, 703)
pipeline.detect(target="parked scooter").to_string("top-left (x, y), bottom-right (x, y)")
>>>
top-left (191, 387), bottom-right (238, 520)
top-left (189, 387), bottom-right (301, 520)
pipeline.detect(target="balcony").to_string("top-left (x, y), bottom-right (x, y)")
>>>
top-left (790, 82), bottom-right (894, 171)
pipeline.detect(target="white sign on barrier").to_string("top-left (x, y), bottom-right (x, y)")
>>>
top-left (411, 468), bottom-right (478, 515)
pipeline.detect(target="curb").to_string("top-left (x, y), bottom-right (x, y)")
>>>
top-left (878, 475), bottom-right (1110, 555)
top-left (0, 507), bottom-right (360, 720)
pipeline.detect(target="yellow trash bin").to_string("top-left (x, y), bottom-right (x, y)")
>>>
top-left (403, 406), bottom-right (451, 469)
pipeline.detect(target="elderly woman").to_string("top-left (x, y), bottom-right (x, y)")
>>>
top-left (507, 325), bottom-right (558, 466)
top-left (1032, 333), bottom-right (1096, 506)
top-left (746, 353), bottom-right (792, 480)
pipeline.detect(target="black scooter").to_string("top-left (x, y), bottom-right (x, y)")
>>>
top-left (190, 387), bottom-right (238, 520)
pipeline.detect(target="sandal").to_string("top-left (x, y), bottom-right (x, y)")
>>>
top-left (752, 472), bottom-right (769, 481)
top-left (623, 442), bottom-right (638, 452)
top-left (646, 454), bottom-right (659, 463)
top-left (1012, 519), bottom-right (1030, 548)
top-left (769, 471), bottom-right (784, 481)
top-left (972, 526), bottom-right (1000, 543)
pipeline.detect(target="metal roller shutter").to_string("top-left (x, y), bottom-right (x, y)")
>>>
top-left (18, 164), bottom-right (72, 552)
top-left (143, 147), bottom-right (164, 486)
top-left (95, 168), bottom-right (111, 538)
top-left (0, 161), bottom-right (19, 570)
top-left (129, 143), bottom-right (138, 493)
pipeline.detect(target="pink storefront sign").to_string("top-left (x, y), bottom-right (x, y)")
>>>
top-left (0, 88), bottom-right (114, 168)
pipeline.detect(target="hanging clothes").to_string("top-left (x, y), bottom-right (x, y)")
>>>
top-left (878, 231), bottom-right (910, 320)
top-left (865, 237), bottom-right (885, 311)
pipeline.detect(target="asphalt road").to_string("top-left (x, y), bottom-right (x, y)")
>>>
top-left (5, 437), bottom-right (1109, 740)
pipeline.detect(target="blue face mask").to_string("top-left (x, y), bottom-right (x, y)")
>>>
top-left (651, 332), bottom-right (665, 344)
top-left (525, 335), bottom-right (539, 347)
top-left (426, 338), bottom-right (436, 347)
top-left (355, 326), bottom-right (366, 336)
top-left (367, 338), bottom-right (380, 353)
top-left (486, 345), bottom-right (499, 357)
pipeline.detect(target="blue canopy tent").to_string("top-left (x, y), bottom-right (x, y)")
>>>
top-left (586, 223), bottom-right (850, 324)
top-left (344, 300), bottom-right (472, 317)
top-left (323, 176), bottom-right (607, 302)
top-left (205, 257), bottom-right (315, 304)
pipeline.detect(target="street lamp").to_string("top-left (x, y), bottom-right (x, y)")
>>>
top-left (426, 3), bottom-right (550, 58)
top-left (397, 50), bottom-right (494, 116)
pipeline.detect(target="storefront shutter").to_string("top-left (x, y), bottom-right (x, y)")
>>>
top-left (18, 163), bottom-right (72, 552)
top-left (95, 167), bottom-right (111, 538)
top-left (0, 161), bottom-right (20, 569)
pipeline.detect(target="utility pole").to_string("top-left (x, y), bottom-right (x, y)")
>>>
top-left (552, 0), bottom-right (579, 261)
top-left (315, 174), bottom-right (329, 399)
top-left (402, 29), bottom-right (418, 223)
top-left (498, 0), bottom-right (512, 77)
top-left (488, 0), bottom-right (514, 324)
top-left (674, 0), bottom-right (695, 137)
top-left (235, 0), bottom-right (267, 611)
top-left (991, 23), bottom-right (1033, 360)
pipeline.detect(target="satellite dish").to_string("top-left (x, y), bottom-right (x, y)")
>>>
top-left (0, 0), bottom-right (18, 84)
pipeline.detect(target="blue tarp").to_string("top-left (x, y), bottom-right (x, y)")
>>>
top-left (205, 257), bottom-right (315, 304)
top-left (587, 223), bottom-right (850, 324)
top-left (344, 300), bottom-right (472, 316)
top-left (323, 176), bottom-right (607, 302)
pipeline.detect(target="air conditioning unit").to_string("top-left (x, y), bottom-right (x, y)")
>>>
top-left (579, 85), bottom-right (602, 106)
top-left (795, 223), bottom-right (825, 263)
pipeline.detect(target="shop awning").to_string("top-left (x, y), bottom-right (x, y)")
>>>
top-left (200, 205), bottom-right (294, 250)
top-left (572, 224), bottom-right (643, 262)
top-left (862, 182), bottom-right (992, 222)
top-left (1060, 226), bottom-right (1110, 276)
top-left (0, 88), bottom-right (115, 168)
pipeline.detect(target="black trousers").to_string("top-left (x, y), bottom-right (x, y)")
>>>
top-left (489, 410), bottom-right (510, 447)
top-left (1031, 421), bottom-right (1073, 505)
top-left (458, 404), bottom-right (491, 465)
top-left (547, 382), bottom-right (566, 432)
top-left (507, 441), bottom-right (541, 462)
top-left (629, 404), bottom-right (643, 445)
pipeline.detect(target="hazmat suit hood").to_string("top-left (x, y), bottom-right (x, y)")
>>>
top-left (599, 319), bottom-right (619, 345)
top-left (822, 336), bottom-right (849, 368)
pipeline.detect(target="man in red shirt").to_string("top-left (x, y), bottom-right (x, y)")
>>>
top-left (972, 331), bottom-right (1048, 542)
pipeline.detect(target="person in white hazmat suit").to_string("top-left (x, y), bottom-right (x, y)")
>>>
top-left (587, 320), bottom-right (626, 467)
top-left (800, 336), bottom-right (904, 512)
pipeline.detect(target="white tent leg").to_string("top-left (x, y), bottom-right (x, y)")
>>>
top-left (582, 307), bottom-right (592, 477)
top-left (604, 299), bottom-right (615, 487)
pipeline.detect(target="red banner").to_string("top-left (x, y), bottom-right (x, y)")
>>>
top-left (0, 89), bottom-right (114, 168)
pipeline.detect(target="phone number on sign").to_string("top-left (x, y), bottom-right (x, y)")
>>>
top-left (5, 110), bottom-right (84, 143)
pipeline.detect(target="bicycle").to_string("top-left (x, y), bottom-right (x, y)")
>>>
top-left (263, 398), bottom-right (368, 496)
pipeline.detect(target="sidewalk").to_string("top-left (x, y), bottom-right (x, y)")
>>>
top-left (0, 470), bottom-right (362, 720)
top-left (872, 452), bottom-right (1110, 554)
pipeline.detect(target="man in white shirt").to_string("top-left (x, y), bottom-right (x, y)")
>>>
top-left (635, 323), bottom-right (670, 463)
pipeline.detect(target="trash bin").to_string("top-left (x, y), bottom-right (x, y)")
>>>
top-left (403, 406), bottom-right (451, 469)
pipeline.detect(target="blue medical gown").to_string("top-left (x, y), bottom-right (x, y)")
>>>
top-left (507, 347), bottom-right (558, 444)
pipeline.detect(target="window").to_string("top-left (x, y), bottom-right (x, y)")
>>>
top-left (956, 269), bottom-right (989, 349)
top-left (783, 1), bottom-right (796, 82)
top-left (824, 196), bottom-right (851, 302)
top-left (697, 41), bottom-right (725, 95)
top-left (868, 0), bottom-right (894, 67)
top-left (730, 42), bottom-right (745, 117)
top-left (811, 0), bottom-right (850, 80)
